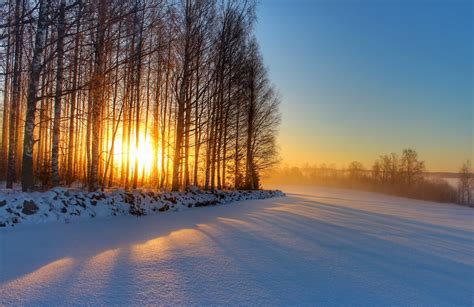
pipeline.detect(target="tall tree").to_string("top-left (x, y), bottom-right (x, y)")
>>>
top-left (21, 0), bottom-right (49, 191)
top-left (52, 0), bottom-right (66, 186)
top-left (6, 0), bottom-right (23, 188)
top-left (88, 0), bottom-right (108, 191)
top-left (399, 148), bottom-right (425, 186)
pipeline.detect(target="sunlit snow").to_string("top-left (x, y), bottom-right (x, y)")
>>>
top-left (1, 185), bottom-right (472, 305)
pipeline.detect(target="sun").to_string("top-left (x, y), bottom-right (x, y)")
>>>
top-left (110, 131), bottom-right (161, 181)
top-left (129, 134), bottom-right (154, 177)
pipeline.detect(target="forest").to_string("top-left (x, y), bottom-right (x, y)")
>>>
top-left (0, 0), bottom-right (281, 192)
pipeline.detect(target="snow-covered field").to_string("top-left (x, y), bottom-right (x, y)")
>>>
top-left (1, 185), bottom-right (473, 306)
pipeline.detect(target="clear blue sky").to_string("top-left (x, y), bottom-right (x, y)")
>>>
top-left (255, 0), bottom-right (473, 172)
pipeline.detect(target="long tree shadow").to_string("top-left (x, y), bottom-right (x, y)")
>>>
top-left (281, 195), bottom-right (473, 239)
top-left (1, 193), bottom-right (472, 305)
top-left (0, 197), bottom-right (279, 285)
top-left (196, 206), bottom-right (472, 305)
top-left (272, 197), bottom-right (474, 264)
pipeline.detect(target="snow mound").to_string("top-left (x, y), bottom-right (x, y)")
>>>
top-left (0, 188), bottom-right (284, 228)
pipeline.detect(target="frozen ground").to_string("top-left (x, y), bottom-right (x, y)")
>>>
top-left (1, 185), bottom-right (473, 306)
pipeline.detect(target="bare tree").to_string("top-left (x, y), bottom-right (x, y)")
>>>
top-left (51, 0), bottom-right (66, 186)
top-left (21, 0), bottom-right (49, 191)
top-left (399, 148), bottom-right (425, 187)
top-left (348, 161), bottom-right (365, 180)
top-left (88, 0), bottom-right (108, 191)
top-left (6, 0), bottom-right (23, 188)
top-left (458, 160), bottom-right (473, 206)
top-left (242, 38), bottom-right (280, 189)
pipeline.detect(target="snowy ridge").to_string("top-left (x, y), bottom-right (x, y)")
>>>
top-left (0, 188), bottom-right (284, 228)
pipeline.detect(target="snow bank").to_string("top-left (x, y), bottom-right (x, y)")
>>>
top-left (0, 188), bottom-right (284, 228)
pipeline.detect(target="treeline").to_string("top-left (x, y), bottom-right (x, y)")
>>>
top-left (266, 149), bottom-right (473, 205)
top-left (0, 0), bottom-right (280, 192)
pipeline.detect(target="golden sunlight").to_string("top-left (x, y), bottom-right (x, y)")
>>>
top-left (0, 258), bottom-right (75, 294)
top-left (129, 134), bottom-right (155, 176)
top-left (111, 131), bottom-right (162, 181)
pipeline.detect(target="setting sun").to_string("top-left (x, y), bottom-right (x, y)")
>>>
top-left (129, 134), bottom-right (155, 177)
top-left (110, 132), bottom-right (160, 182)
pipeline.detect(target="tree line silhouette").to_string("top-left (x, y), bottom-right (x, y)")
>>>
top-left (267, 149), bottom-right (473, 206)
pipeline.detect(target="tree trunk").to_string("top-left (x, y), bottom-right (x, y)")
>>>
top-left (52, 0), bottom-right (66, 186)
top-left (160, 38), bottom-right (172, 188)
top-left (89, 0), bottom-right (107, 191)
top-left (245, 75), bottom-right (255, 190)
top-left (6, 0), bottom-right (23, 188)
top-left (1, 0), bottom-right (12, 179)
top-left (172, 1), bottom-right (192, 191)
top-left (21, 0), bottom-right (49, 191)
top-left (132, 1), bottom-right (144, 189)
top-left (67, 0), bottom-right (82, 185)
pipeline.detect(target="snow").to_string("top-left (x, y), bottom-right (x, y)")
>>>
top-left (0, 188), bottom-right (284, 228)
top-left (1, 185), bottom-right (473, 306)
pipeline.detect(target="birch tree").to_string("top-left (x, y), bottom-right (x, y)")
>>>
top-left (21, 0), bottom-right (49, 191)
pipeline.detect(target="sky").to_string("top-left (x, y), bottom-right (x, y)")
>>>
top-left (255, 0), bottom-right (473, 172)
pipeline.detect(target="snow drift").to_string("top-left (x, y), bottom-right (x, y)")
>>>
top-left (0, 188), bottom-right (284, 228)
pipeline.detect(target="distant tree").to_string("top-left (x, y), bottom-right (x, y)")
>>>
top-left (399, 149), bottom-right (425, 186)
top-left (458, 160), bottom-right (473, 206)
top-left (372, 160), bottom-right (381, 181)
top-left (388, 153), bottom-right (399, 184)
top-left (375, 153), bottom-right (398, 184)
top-left (348, 161), bottom-right (364, 180)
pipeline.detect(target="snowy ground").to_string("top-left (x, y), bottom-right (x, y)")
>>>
top-left (1, 185), bottom-right (473, 306)
top-left (0, 188), bottom-right (283, 227)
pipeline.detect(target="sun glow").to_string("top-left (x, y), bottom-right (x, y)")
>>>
top-left (110, 131), bottom-right (162, 181)
top-left (129, 134), bottom-right (155, 176)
